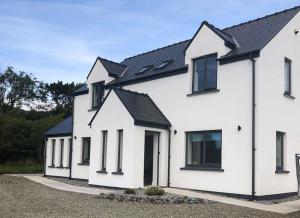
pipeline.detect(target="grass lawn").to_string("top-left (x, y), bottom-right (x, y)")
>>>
top-left (0, 163), bottom-right (43, 174)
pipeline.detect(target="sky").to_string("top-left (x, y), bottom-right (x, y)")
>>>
top-left (0, 0), bottom-right (299, 83)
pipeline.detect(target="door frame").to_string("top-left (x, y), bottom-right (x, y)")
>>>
top-left (144, 130), bottom-right (160, 186)
top-left (295, 154), bottom-right (300, 194)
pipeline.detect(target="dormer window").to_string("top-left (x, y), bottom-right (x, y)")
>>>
top-left (136, 65), bottom-right (153, 75)
top-left (92, 82), bottom-right (104, 109)
top-left (192, 53), bottom-right (218, 93)
top-left (155, 59), bottom-right (173, 70)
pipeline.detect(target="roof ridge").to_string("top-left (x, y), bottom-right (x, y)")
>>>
top-left (205, 21), bottom-right (233, 38)
top-left (98, 56), bottom-right (127, 67)
top-left (113, 87), bottom-right (148, 96)
top-left (122, 39), bottom-right (190, 61)
top-left (223, 5), bottom-right (300, 31)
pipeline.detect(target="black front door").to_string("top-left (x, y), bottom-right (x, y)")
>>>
top-left (144, 134), bottom-right (154, 186)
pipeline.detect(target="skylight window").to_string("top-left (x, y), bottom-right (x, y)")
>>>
top-left (154, 59), bottom-right (173, 70)
top-left (135, 65), bottom-right (153, 75)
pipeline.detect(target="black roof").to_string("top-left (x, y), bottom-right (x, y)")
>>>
top-left (89, 88), bottom-right (171, 129)
top-left (105, 6), bottom-right (300, 85)
top-left (99, 57), bottom-right (127, 78)
top-left (114, 88), bottom-right (171, 129)
top-left (45, 117), bottom-right (72, 137)
top-left (73, 84), bottom-right (88, 96)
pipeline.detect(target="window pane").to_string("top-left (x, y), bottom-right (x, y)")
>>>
top-left (60, 139), bottom-right (64, 166)
top-left (92, 83), bottom-right (104, 108)
top-left (82, 138), bottom-right (90, 162)
top-left (276, 132), bottom-right (284, 170)
top-left (193, 58), bottom-right (205, 91)
top-left (284, 61), bottom-right (291, 94)
top-left (187, 131), bottom-right (221, 167)
top-left (51, 139), bottom-right (56, 166)
top-left (102, 131), bottom-right (107, 170)
top-left (206, 56), bottom-right (217, 89)
top-left (117, 130), bottom-right (123, 171)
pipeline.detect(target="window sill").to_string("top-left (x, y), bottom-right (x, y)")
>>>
top-left (187, 89), bottom-right (220, 97)
top-left (283, 93), bottom-right (295, 100)
top-left (78, 163), bottom-right (90, 166)
top-left (96, 170), bottom-right (108, 174)
top-left (180, 167), bottom-right (224, 172)
top-left (64, 167), bottom-right (70, 169)
top-left (48, 165), bottom-right (55, 168)
top-left (112, 171), bottom-right (124, 175)
top-left (55, 166), bottom-right (64, 169)
top-left (275, 170), bottom-right (290, 174)
top-left (88, 108), bottom-right (98, 112)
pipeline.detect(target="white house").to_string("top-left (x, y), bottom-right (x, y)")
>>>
top-left (44, 6), bottom-right (300, 200)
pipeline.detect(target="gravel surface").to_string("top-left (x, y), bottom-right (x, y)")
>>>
top-left (1, 175), bottom-right (300, 218)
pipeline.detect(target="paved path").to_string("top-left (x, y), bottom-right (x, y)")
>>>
top-left (165, 188), bottom-right (300, 214)
top-left (22, 175), bottom-right (116, 195)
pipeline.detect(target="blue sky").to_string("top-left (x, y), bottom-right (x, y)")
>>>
top-left (0, 0), bottom-right (299, 83)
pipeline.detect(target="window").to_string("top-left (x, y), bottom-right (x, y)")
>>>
top-left (101, 131), bottom-right (108, 171)
top-left (116, 130), bottom-right (123, 172)
top-left (51, 139), bottom-right (56, 166)
top-left (186, 131), bottom-right (221, 168)
top-left (66, 138), bottom-right (72, 168)
top-left (92, 82), bottom-right (104, 109)
top-left (276, 132), bottom-right (285, 171)
top-left (192, 54), bottom-right (218, 92)
top-left (136, 65), bottom-right (153, 75)
top-left (59, 139), bottom-right (64, 167)
top-left (284, 58), bottom-right (292, 95)
top-left (154, 59), bottom-right (173, 70)
top-left (82, 137), bottom-right (91, 164)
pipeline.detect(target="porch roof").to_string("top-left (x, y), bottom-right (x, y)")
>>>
top-left (44, 117), bottom-right (72, 137)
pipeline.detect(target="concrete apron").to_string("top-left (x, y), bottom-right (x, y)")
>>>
top-left (164, 188), bottom-right (300, 214)
top-left (22, 175), bottom-right (116, 195)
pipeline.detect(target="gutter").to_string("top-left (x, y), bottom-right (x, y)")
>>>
top-left (69, 95), bottom-right (75, 180)
top-left (167, 128), bottom-right (171, 187)
top-left (250, 55), bottom-right (256, 200)
top-left (43, 137), bottom-right (47, 177)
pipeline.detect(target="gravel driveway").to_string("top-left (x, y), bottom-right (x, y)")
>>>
top-left (0, 175), bottom-right (299, 218)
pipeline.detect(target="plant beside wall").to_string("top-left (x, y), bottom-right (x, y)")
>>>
top-left (144, 186), bottom-right (165, 196)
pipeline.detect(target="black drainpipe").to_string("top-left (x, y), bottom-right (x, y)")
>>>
top-left (167, 127), bottom-right (171, 187)
top-left (43, 137), bottom-right (47, 177)
top-left (69, 95), bottom-right (75, 180)
top-left (250, 55), bottom-right (256, 200)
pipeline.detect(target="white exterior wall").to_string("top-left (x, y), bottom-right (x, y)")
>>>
top-left (124, 24), bottom-right (253, 195)
top-left (88, 91), bottom-right (169, 188)
top-left (45, 136), bottom-right (71, 178)
top-left (72, 58), bottom-right (113, 180)
top-left (255, 11), bottom-right (300, 195)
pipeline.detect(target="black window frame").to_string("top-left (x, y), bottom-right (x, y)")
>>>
top-left (101, 130), bottom-right (108, 172)
top-left (192, 53), bottom-right (218, 93)
top-left (59, 139), bottom-right (64, 167)
top-left (284, 58), bottom-right (292, 96)
top-left (276, 131), bottom-right (285, 171)
top-left (185, 130), bottom-right (222, 169)
top-left (51, 139), bottom-right (56, 167)
top-left (116, 129), bottom-right (123, 173)
top-left (81, 137), bottom-right (91, 165)
top-left (92, 81), bottom-right (105, 109)
top-left (66, 138), bottom-right (72, 168)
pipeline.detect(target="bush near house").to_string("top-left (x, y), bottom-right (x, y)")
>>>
top-left (145, 186), bottom-right (165, 196)
top-left (0, 163), bottom-right (43, 174)
top-left (124, 188), bottom-right (136, 194)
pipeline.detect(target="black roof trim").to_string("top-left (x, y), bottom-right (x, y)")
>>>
top-left (219, 50), bottom-right (260, 65)
top-left (73, 84), bottom-right (89, 96)
top-left (134, 121), bottom-right (170, 129)
top-left (183, 21), bottom-right (236, 54)
top-left (46, 133), bottom-right (72, 138)
top-left (108, 66), bottom-right (188, 87)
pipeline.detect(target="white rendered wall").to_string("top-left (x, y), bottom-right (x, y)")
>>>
top-left (88, 90), bottom-right (169, 188)
top-left (255, 11), bottom-right (300, 196)
top-left (124, 24), bottom-right (253, 195)
top-left (45, 136), bottom-right (71, 178)
top-left (71, 58), bottom-right (114, 180)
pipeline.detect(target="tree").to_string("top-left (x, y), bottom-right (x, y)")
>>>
top-left (0, 67), bottom-right (41, 113)
top-left (45, 81), bottom-right (83, 115)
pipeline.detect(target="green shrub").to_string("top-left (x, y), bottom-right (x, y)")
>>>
top-left (124, 188), bottom-right (136, 194)
top-left (144, 186), bottom-right (165, 196)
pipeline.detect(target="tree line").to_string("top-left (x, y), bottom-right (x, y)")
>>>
top-left (0, 66), bottom-right (83, 164)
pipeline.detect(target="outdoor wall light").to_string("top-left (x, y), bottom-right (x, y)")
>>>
top-left (74, 136), bottom-right (77, 139)
top-left (174, 130), bottom-right (177, 134)
top-left (295, 28), bottom-right (299, 34)
top-left (238, 125), bottom-right (242, 131)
